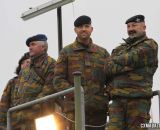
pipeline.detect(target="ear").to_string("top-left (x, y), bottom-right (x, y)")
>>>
top-left (142, 22), bottom-right (146, 30)
top-left (41, 44), bottom-right (45, 50)
top-left (91, 26), bottom-right (93, 32)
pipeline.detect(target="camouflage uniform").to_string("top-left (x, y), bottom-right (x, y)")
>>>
top-left (0, 77), bottom-right (17, 130)
top-left (54, 39), bottom-right (110, 130)
top-left (105, 35), bottom-right (158, 130)
top-left (0, 52), bottom-right (56, 130)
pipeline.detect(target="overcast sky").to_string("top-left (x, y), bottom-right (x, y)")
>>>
top-left (0, 0), bottom-right (159, 123)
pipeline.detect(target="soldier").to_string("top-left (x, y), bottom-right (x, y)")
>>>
top-left (0, 52), bottom-right (30, 130)
top-left (105, 15), bottom-right (158, 130)
top-left (1, 34), bottom-right (57, 130)
top-left (54, 15), bottom-right (110, 130)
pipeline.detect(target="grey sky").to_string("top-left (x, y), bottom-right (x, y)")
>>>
top-left (0, 0), bottom-right (159, 123)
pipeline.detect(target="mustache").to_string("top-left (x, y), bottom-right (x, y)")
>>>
top-left (128, 30), bottom-right (136, 35)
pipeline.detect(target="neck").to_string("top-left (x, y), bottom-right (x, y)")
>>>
top-left (77, 38), bottom-right (90, 46)
top-left (31, 52), bottom-right (46, 60)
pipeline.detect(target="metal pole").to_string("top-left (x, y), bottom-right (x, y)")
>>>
top-left (7, 109), bottom-right (11, 130)
top-left (57, 7), bottom-right (63, 54)
top-left (73, 71), bottom-right (85, 130)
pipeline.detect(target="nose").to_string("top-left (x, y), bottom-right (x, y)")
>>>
top-left (29, 45), bottom-right (33, 51)
top-left (81, 26), bottom-right (87, 30)
top-left (127, 26), bottom-right (133, 31)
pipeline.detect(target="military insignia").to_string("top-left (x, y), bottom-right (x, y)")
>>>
top-left (136, 18), bottom-right (140, 22)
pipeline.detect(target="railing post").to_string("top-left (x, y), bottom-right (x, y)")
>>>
top-left (7, 110), bottom-right (11, 130)
top-left (73, 71), bottom-right (85, 130)
top-left (153, 90), bottom-right (160, 122)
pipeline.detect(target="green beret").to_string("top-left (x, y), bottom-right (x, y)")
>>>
top-left (125, 15), bottom-right (145, 24)
top-left (74, 15), bottom-right (91, 27)
top-left (26, 34), bottom-right (47, 46)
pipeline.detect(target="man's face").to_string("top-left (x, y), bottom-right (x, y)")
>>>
top-left (127, 22), bottom-right (146, 39)
top-left (29, 41), bottom-right (45, 56)
top-left (74, 24), bottom-right (93, 42)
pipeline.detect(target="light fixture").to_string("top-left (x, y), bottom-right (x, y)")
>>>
top-left (35, 115), bottom-right (57, 130)
top-left (21, 0), bottom-right (75, 20)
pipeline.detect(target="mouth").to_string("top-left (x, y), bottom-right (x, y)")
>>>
top-left (128, 30), bottom-right (136, 35)
top-left (80, 32), bottom-right (88, 36)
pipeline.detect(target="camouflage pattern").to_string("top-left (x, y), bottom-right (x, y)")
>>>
top-left (54, 39), bottom-right (110, 130)
top-left (105, 35), bottom-right (158, 130)
top-left (108, 99), bottom-right (151, 130)
top-left (0, 77), bottom-right (17, 130)
top-left (0, 52), bottom-right (56, 130)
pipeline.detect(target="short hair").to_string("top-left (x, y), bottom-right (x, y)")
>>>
top-left (41, 41), bottom-right (48, 52)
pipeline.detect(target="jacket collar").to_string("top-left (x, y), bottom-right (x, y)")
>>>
top-left (30, 52), bottom-right (48, 66)
top-left (72, 38), bottom-right (97, 52)
top-left (122, 34), bottom-right (148, 46)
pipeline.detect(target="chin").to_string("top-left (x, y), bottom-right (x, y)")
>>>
top-left (30, 53), bottom-right (34, 57)
top-left (81, 36), bottom-right (89, 40)
top-left (129, 35), bottom-right (136, 39)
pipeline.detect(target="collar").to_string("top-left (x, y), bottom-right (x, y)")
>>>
top-left (30, 52), bottom-right (48, 66)
top-left (123, 34), bottom-right (148, 46)
top-left (72, 38), bottom-right (97, 52)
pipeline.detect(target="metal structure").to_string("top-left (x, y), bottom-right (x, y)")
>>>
top-left (21, 0), bottom-right (75, 20)
top-left (152, 90), bottom-right (160, 122)
top-left (74, 72), bottom-right (85, 130)
top-left (21, 0), bottom-right (75, 54)
top-left (6, 70), bottom-right (160, 130)
top-left (57, 7), bottom-right (63, 53)
top-left (7, 72), bottom-right (85, 130)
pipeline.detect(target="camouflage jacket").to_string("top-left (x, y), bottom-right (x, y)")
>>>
top-left (13, 52), bottom-right (56, 105)
top-left (0, 52), bottom-right (56, 129)
top-left (0, 77), bottom-right (17, 129)
top-left (54, 39), bottom-right (110, 112)
top-left (105, 35), bottom-right (158, 98)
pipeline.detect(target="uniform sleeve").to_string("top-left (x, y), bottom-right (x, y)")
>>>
top-left (37, 60), bottom-right (56, 98)
top-left (0, 79), bottom-right (14, 128)
top-left (53, 50), bottom-right (71, 92)
top-left (104, 57), bottom-right (133, 82)
top-left (112, 40), bottom-right (158, 68)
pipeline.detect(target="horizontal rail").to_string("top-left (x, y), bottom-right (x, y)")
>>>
top-left (7, 87), bottom-right (74, 130)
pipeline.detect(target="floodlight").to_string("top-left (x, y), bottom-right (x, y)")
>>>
top-left (35, 115), bottom-right (57, 130)
top-left (21, 0), bottom-right (75, 20)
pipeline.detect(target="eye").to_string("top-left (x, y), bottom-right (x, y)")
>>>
top-left (30, 42), bottom-right (36, 46)
top-left (132, 24), bottom-right (136, 27)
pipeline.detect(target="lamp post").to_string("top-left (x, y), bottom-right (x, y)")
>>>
top-left (57, 7), bottom-right (63, 53)
top-left (21, 0), bottom-right (75, 54)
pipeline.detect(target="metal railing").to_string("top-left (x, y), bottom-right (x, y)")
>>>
top-left (6, 71), bottom-right (160, 130)
top-left (152, 90), bottom-right (160, 122)
top-left (7, 71), bottom-right (85, 130)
